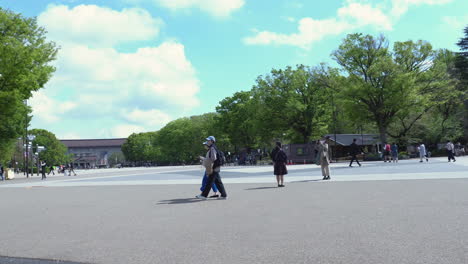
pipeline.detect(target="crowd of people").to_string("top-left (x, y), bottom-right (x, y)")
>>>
top-left (193, 135), bottom-right (467, 200)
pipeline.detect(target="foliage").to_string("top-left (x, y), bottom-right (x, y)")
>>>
top-left (29, 129), bottom-right (70, 165)
top-left (0, 8), bottom-right (58, 165)
top-left (121, 132), bottom-right (157, 163)
top-left (216, 91), bottom-right (258, 150)
top-left (108, 152), bottom-right (126, 167)
top-left (252, 65), bottom-right (332, 143)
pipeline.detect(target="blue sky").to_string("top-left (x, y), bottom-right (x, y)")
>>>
top-left (1, 0), bottom-right (467, 139)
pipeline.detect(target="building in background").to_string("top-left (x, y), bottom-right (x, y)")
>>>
top-left (60, 138), bottom-right (126, 169)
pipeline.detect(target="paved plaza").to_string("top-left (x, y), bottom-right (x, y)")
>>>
top-left (0, 157), bottom-right (467, 264)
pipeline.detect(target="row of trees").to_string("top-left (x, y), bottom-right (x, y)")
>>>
top-left (0, 8), bottom-right (59, 165)
top-left (123, 31), bottom-right (467, 164)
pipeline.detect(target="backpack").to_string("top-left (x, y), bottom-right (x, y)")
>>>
top-left (213, 145), bottom-right (226, 168)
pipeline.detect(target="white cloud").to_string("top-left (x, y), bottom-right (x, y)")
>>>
top-left (123, 108), bottom-right (172, 127)
top-left (38, 4), bottom-right (163, 47)
top-left (61, 133), bottom-right (82, 139)
top-left (244, 2), bottom-right (390, 49)
top-left (154, 0), bottom-right (244, 17)
top-left (391, 0), bottom-right (453, 18)
top-left (111, 124), bottom-right (147, 138)
top-left (29, 91), bottom-right (77, 123)
top-left (338, 2), bottom-right (392, 31)
top-left (31, 4), bottom-right (201, 139)
top-left (244, 18), bottom-right (351, 49)
top-left (244, 0), bottom-right (454, 49)
top-left (443, 15), bottom-right (468, 33)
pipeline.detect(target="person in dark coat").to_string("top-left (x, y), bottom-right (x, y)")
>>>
top-left (349, 138), bottom-right (362, 167)
top-left (271, 141), bottom-right (288, 187)
top-left (40, 161), bottom-right (47, 180)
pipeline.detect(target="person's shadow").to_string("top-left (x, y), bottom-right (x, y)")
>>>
top-left (244, 187), bottom-right (278, 191)
top-left (157, 198), bottom-right (205, 205)
top-left (290, 179), bottom-right (323, 183)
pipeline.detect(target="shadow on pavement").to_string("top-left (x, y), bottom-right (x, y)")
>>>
top-left (157, 198), bottom-right (205, 205)
top-left (244, 186), bottom-right (279, 190)
top-left (290, 179), bottom-right (323, 183)
top-left (0, 256), bottom-right (89, 264)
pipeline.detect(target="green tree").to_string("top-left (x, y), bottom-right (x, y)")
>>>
top-left (29, 129), bottom-right (70, 165)
top-left (455, 25), bottom-right (468, 143)
top-left (252, 65), bottom-right (332, 144)
top-left (108, 152), bottom-right (126, 167)
top-left (387, 48), bottom-right (461, 144)
top-left (121, 132), bottom-right (156, 163)
top-left (0, 8), bottom-right (58, 164)
top-left (333, 34), bottom-right (448, 144)
top-left (216, 91), bottom-right (258, 150)
top-left (155, 113), bottom-right (226, 164)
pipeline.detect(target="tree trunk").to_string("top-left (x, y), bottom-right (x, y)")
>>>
top-left (464, 100), bottom-right (468, 143)
top-left (378, 125), bottom-right (388, 145)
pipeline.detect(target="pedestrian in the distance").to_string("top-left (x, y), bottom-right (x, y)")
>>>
top-left (349, 138), bottom-right (361, 167)
top-left (41, 161), bottom-right (47, 180)
top-left (69, 163), bottom-right (77, 176)
top-left (391, 143), bottom-right (398, 163)
top-left (0, 164), bottom-right (4, 181)
top-left (418, 143), bottom-right (429, 162)
top-left (48, 165), bottom-right (55, 176)
top-left (196, 136), bottom-right (227, 200)
top-left (446, 140), bottom-right (456, 162)
top-left (199, 142), bottom-right (220, 198)
top-left (383, 143), bottom-right (391, 162)
top-left (271, 141), bottom-right (288, 187)
top-left (319, 136), bottom-right (331, 180)
top-left (314, 140), bottom-right (320, 165)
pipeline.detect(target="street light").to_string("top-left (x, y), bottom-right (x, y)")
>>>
top-left (25, 134), bottom-right (35, 177)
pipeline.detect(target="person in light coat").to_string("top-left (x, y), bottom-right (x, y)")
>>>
top-left (318, 136), bottom-right (331, 180)
top-left (418, 143), bottom-right (428, 163)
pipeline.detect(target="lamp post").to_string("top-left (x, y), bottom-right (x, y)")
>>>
top-left (26, 134), bottom-right (35, 178)
top-left (36, 146), bottom-right (45, 176)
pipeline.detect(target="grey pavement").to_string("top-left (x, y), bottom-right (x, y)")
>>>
top-left (0, 157), bottom-right (468, 264)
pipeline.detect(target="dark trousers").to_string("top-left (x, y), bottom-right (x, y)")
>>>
top-left (201, 171), bottom-right (227, 198)
top-left (349, 155), bottom-right (361, 166)
top-left (448, 150), bottom-right (456, 161)
top-left (41, 170), bottom-right (46, 180)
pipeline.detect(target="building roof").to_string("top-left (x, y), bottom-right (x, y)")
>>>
top-left (60, 138), bottom-right (127, 148)
top-left (325, 134), bottom-right (380, 146)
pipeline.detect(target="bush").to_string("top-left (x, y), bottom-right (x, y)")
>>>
top-left (364, 153), bottom-right (381, 161)
top-left (398, 151), bottom-right (409, 160)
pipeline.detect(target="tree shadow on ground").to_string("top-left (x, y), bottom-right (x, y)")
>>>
top-left (157, 198), bottom-right (205, 205)
top-left (244, 187), bottom-right (279, 190)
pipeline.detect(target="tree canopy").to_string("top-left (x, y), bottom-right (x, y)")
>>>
top-left (0, 8), bottom-right (58, 165)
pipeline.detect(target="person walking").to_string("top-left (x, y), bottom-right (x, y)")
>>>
top-left (48, 165), bottom-right (55, 176)
top-left (199, 142), bottom-right (220, 198)
top-left (446, 140), bottom-right (456, 162)
top-left (418, 143), bottom-right (429, 162)
top-left (318, 136), bottom-right (331, 180)
top-left (349, 138), bottom-right (361, 167)
top-left (196, 136), bottom-right (227, 200)
top-left (391, 143), bottom-right (398, 163)
top-left (69, 163), bottom-right (77, 176)
top-left (0, 164), bottom-right (4, 181)
top-left (271, 141), bottom-right (288, 187)
top-left (40, 161), bottom-right (47, 180)
top-left (383, 143), bottom-right (391, 162)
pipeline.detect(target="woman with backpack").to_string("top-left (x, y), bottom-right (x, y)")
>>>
top-left (199, 142), bottom-right (220, 198)
top-left (271, 141), bottom-right (288, 187)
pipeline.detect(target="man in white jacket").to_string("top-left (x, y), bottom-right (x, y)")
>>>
top-left (418, 143), bottom-right (428, 163)
top-left (446, 141), bottom-right (456, 162)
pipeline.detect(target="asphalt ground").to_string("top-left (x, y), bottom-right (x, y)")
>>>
top-left (1, 176), bottom-right (468, 264)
